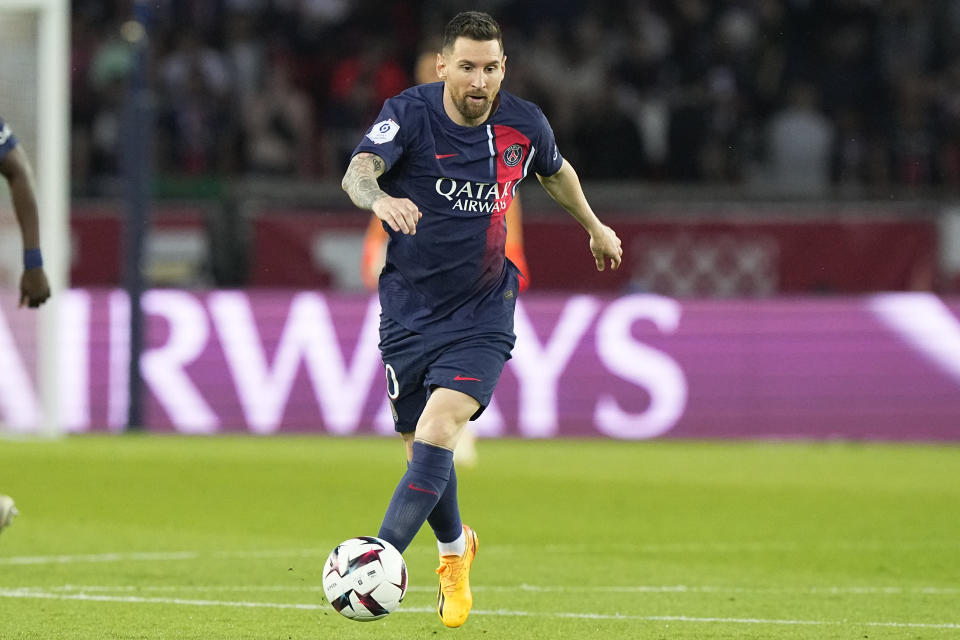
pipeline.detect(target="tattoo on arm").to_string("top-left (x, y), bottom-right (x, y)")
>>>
top-left (342, 153), bottom-right (388, 210)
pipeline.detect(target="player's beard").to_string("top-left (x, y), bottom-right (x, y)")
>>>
top-left (453, 91), bottom-right (492, 122)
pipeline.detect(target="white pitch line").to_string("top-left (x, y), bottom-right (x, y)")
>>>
top-left (2, 540), bottom-right (957, 566)
top-left (47, 585), bottom-right (326, 593)
top-left (26, 583), bottom-right (960, 596)
top-left (0, 551), bottom-right (203, 565)
top-left (533, 540), bottom-right (960, 553)
top-left (0, 588), bottom-right (327, 611)
top-left (0, 588), bottom-right (957, 630)
top-left (0, 549), bottom-right (327, 565)
top-left (509, 584), bottom-right (960, 596)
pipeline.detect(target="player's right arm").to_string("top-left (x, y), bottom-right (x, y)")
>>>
top-left (0, 144), bottom-right (51, 308)
top-left (342, 152), bottom-right (422, 235)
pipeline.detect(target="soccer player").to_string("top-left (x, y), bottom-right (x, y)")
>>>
top-left (0, 115), bottom-right (50, 535)
top-left (360, 43), bottom-right (532, 468)
top-left (341, 12), bottom-right (622, 628)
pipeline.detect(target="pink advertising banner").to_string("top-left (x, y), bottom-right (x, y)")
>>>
top-left (1, 290), bottom-right (958, 440)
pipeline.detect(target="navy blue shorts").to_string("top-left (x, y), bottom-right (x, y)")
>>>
top-left (378, 317), bottom-right (516, 433)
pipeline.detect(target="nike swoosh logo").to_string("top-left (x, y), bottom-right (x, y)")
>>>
top-left (435, 153), bottom-right (458, 159)
top-left (454, 375), bottom-right (481, 381)
top-left (408, 483), bottom-right (438, 496)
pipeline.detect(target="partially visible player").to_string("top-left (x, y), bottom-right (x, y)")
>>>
top-left (0, 115), bottom-right (50, 537)
top-left (0, 116), bottom-right (50, 308)
top-left (341, 12), bottom-right (622, 628)
top-left (360, 43), bottom-right (532, 467)
top-left (0, 495), bottom-right (16, 535)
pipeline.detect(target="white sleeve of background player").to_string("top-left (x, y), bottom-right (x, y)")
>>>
top-left (352, 100), bottom-right (405, 172)
top-left (532, 107), bottom-right (563, 177)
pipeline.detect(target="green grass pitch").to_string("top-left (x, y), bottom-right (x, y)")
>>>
top-left (0, 435), bottom-right (958, 639)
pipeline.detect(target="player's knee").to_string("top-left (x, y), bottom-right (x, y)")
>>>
top-left (415, 415), bottom-right (466, 450)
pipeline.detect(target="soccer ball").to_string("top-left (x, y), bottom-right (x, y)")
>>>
top-left (322, 536), bottom-right (407, 621)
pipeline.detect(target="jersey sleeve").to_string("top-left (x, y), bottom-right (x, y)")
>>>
top-left (532, 107), bottom-right (563, 177)
top-left (351, 99), bottom-right (407, 172)
top-left (0, 117), bottom-right (19, 163)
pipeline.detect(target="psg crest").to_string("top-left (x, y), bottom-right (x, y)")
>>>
top-left (502, 143), bottom-right (523, 167)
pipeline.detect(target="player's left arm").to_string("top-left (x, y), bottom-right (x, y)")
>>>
top-left (537, 159), bottom-right (622, 271)
top-left (0, 145), bottom-right (50, 307)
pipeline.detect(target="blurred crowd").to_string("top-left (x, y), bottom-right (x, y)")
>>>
top-left (69, 0), bottom-right (960, 196)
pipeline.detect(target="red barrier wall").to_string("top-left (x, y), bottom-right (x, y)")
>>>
top-left (69, 206), bottom-right (938, 294)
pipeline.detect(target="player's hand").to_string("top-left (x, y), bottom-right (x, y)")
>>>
top-left (589, 224), bottom-right (623, 271)
top-left (19, 267), bottom-right (51, 308)
top-left (373, 196), bottom-right (422, 235)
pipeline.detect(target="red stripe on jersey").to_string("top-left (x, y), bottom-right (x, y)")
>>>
top-left (482, 125), bottom-right (532, 278)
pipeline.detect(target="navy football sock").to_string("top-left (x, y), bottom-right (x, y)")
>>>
top-left (378, 441), bottom-right (453, 553)
top-left (427, 464), bottom-right (462, 544)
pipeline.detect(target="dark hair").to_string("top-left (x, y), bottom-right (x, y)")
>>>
top-left (442, 11), bottom-right (503, 54)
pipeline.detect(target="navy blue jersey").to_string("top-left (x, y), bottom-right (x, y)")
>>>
top-left (0, 117), bottom-right (18, 163)
top-left (352, 83), bottom-right (563, 334)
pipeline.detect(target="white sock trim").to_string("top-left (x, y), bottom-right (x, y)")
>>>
top-left (438, 530), bottom-right (466, 557)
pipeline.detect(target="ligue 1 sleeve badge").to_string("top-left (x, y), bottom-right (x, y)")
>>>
top-left (366, 119), bottom-right (400, 144)
top-left (502, 143), bottom-right (523, 167)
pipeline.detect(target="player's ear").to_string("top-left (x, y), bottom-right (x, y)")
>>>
top-left (436, 52), bottom-right (446, 80)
